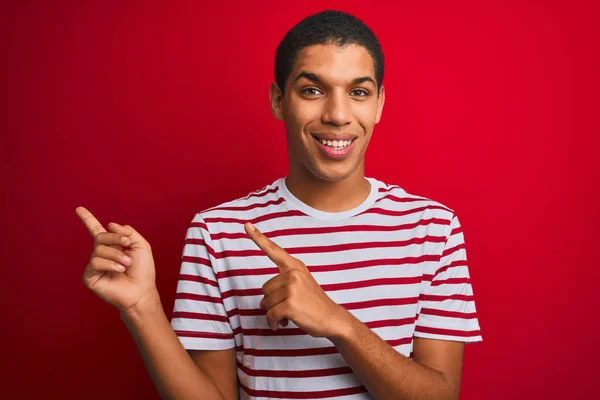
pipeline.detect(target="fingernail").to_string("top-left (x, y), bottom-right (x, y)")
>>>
top-left (123, 256), bottom-right (132, 264)
top-left (116, 264), bottom-right (126, 271)
top-left (247, 222), bottom-right (255, 231)
top-left (121, 236), bottom-right (129, 243)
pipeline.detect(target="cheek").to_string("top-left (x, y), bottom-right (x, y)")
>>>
top-left (285, 100), bottom-right (317, 134)
top-left (354, 103), bottom-right (379, 131)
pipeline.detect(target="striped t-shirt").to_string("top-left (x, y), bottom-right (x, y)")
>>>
top-left (171, 177), bottom-right (482, 399)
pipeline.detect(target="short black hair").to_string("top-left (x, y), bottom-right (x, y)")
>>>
top-left (274, 10), bottom-right (384, 96)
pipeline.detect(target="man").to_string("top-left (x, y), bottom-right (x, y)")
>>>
top-left (76, 10), bottom-right (481, 400)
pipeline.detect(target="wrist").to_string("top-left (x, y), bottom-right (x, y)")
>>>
top-left (120, 290), bottom-right (163, 326)
top-left (326, 305), bottom-right (357, 343)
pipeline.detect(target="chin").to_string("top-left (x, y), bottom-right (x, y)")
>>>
top-left (308, 162), bottom-right (357, 182)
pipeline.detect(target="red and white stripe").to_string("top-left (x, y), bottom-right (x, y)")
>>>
top-left (171, 177), bottom-right (482, 399)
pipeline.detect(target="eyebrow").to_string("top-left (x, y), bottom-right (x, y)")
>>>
top-left (293, 72), bottom-right (376, 87)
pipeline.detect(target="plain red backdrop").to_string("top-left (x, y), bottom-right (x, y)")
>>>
top-left (2, 1), bottom-right (599, 399)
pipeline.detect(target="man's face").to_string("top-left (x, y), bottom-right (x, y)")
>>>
top-left (270, 43), bottom-right (385, 182)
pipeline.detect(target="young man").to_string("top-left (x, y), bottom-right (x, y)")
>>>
top-left (77, 10), bottom-right (481, 400)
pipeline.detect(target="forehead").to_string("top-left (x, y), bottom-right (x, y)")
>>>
top-left (290, 43), bottom-right (375, 84)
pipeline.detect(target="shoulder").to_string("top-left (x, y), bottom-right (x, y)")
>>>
top-left (370, 177), bottom-right (456, 218)
top-left (194, 178), bottom-right (283, 222)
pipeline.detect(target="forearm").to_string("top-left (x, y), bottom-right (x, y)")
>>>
top-left (120, 292), bottom-right (224, 400)
top-left (329, 309), bottom-right (455, 400)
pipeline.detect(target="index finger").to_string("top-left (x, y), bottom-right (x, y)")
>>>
top-left (244, 222), bottom-right (292, 267)
top-left (75, 206), bottom-right (107, 238)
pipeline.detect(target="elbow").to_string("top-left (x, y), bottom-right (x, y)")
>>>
top-left (442, 376), bottom-right (460, 400)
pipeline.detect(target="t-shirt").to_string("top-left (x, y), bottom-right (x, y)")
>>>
top-left (170, 177), bottom-right (482, 399)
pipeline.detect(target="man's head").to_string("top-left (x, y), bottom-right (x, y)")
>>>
top-left (270, 10), bottom-right (386, 183)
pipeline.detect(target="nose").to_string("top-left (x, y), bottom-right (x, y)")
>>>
top-left (321, 90), bottom-right (352, 127)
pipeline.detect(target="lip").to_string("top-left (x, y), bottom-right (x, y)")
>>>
top-left (312, 135), bottom-right (356, 159)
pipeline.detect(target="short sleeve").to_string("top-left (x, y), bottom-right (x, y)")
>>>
top-left (170, 214), bottom-right (235, 350)
top-left (414, 214), bottom-right (483, 343)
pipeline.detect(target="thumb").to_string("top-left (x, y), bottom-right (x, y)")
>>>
top-left (107, 222), bottom-right (152, 251)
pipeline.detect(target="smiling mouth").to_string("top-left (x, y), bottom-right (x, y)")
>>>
top-left (310, 134), bottom-right (357, 149)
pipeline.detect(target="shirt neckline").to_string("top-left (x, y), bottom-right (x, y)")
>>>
top-left (277, 176), bottom-right (381, 221)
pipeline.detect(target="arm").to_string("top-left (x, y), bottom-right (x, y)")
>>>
top-left (74, 207), bottom-right (237, 400)
top-left (121, 292), bottom-right (238, 400)
top-left (329, 309), bottom-right (463, 400)
top-left (244, 215), bottom-right (480, 400)
top-left (327, 214), bottom-right (479, 399)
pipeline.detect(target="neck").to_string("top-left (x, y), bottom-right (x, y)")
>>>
top-left (285, 163), bottom-right (371, 213)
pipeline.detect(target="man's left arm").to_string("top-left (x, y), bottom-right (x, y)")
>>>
top-left (329, 309), bottom-right (464, 400)
top-left (327, 213), bottom-right (481, 400)
top-left (244, 217), bottom-right (480, 400)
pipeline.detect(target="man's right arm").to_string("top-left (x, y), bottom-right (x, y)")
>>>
top-left (121, 292), bottom-right (238, 400)
top-left (75, 208), bottom-right (238, 399)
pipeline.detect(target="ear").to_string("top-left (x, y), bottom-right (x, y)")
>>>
top-left (269, 81), bottom-right (285, 121)
top-left (375, 85), bottom-right (386, 124)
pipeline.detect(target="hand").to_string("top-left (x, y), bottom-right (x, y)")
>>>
top-left (76, 206), bottom-right (159, 314)
top-left (244, 222), bottom-right (350, 339)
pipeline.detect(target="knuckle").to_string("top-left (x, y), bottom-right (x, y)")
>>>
top-left (90, 224), bottom-right (102, 234)
top-left (286, 284), bottom-right (296, 297)
top-left (287, 308), bottom-right (296, 321)
top-left (266, 308), bottom-right (277, 320)
top-left (262, 279), bottom-right (275, 293)
top-left (266, 242), bottom-right (278, 254)
top-left (89, 257), bottom-right (101, 268)
top-left (289, 269), bottom-right (301, 281)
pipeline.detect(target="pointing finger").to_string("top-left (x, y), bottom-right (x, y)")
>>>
top-left (245, 222), bottom-right (294, 269)
top-left (75, 206), bottom-right (107, 238)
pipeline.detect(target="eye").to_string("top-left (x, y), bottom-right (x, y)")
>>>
top-left (301, 87), bottom-right (323, 96)
top-left (350, 89), bottom-right (369, 97)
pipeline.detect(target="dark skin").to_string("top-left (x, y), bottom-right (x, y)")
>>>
top-left (270, 43), bottom-right (384, 213)
top-left (76, 42), bottom-right (464, 400)
top-left (261, 43), bottom-right (465, 400)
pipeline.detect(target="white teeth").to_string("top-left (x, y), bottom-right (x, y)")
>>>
top-left (316, 136), bottom-right (353, 148)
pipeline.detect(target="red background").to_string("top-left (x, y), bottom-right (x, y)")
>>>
top-left (2, 1), bottom-right (599, 399)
